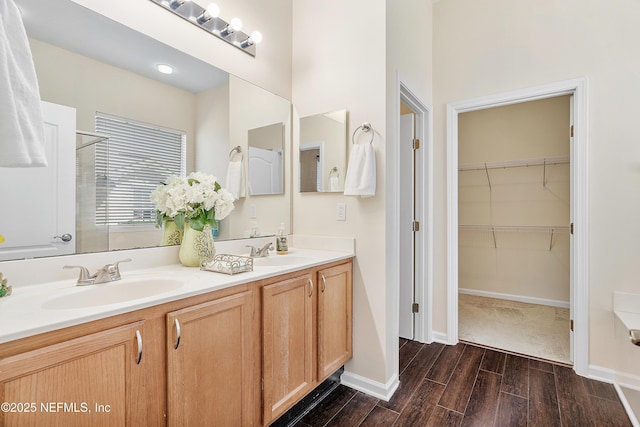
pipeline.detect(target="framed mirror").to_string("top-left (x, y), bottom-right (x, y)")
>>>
top-left (299, 109), bottom-right (347, 192)
top-left (0, 0), bottom-right (291, 262)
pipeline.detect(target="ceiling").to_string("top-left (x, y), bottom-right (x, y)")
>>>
top-left (15, 0), bottom-right (229, 93)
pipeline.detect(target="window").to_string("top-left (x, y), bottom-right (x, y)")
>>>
top-left (95, 113), bottom-right (186, 227)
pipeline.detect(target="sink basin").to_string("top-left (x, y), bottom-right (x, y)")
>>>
top-left (252, 256), bottom-right (313, 267)
top-left (42, 278), bottom-right (185, 310)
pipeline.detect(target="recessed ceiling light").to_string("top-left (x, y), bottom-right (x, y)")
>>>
top-left (156, 64), bottom-right (174, 75)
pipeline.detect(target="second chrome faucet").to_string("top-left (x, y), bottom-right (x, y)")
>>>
top-left (246, 242), bottom-right (274, 258)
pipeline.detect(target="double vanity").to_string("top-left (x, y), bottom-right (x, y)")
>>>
top-left (0, 240), bottom-right (353, 426)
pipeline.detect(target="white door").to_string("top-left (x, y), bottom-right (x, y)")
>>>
top-left (0, 101), bottom-right (76, 260)
top-left (399, 113), bottom-right (415, 339)
top-left (248, 146), bottom-right (283, 195)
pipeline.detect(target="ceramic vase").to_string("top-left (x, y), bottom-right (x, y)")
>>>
top-left (161, 220), bottom-right (183, 246)
top-left (179, 223), bottom-right (216, 267)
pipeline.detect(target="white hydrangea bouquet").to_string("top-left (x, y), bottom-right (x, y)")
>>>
top-left (150, 171), bottom-right (235, 233)
top-left (151, 172), bottom-right (235, 266)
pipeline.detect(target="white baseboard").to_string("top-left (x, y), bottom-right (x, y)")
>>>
top-left (588, 364), bottom-right (617, 384)
top-left (340, 371), bottom-right (399, 402)
top-left (616, 383), bottom-right (640, 427)
top-left (588, 364), bottom-right (640, 427)
top-left (459, 288), bottom-right (570, 309)
top-left (432, 331), bottom-right (451, 344)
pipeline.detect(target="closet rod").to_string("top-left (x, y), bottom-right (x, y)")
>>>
top-left (458, 156), bottom-right (569, 172)
top-left (459, 225), bottom-right (570, 232)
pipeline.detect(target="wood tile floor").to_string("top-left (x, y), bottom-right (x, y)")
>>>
top-left (294, 340), bottom-right (631, 427)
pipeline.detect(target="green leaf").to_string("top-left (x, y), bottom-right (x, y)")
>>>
top-left (174, 213), bottom-right (185, 229)
top-left (155, 211), bottom-right (164, 228)
top-left (189, 217), bottom-right (205, 232)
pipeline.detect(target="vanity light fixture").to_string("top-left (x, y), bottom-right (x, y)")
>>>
top-left (150, 0), bottom-right (262, 57)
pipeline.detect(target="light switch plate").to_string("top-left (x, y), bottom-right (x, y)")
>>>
top-left (336, 203), bottom-right (346, 221)
top-left (250, 204), bottom-right (256, 219)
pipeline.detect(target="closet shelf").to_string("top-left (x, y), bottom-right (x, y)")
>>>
top-left (459, 225), bottom-right (570, 251)
top-left (458, 156), bottom-right (569, 191)
top-left (458, 156), bottom-right (569, 172)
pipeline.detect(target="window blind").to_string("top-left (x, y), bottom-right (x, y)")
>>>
top-left (95, 113), bottom-right (186, 227)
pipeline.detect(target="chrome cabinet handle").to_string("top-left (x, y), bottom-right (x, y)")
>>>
top-left (54, 233), bottom-right (73, 242)
top-left (308, 278), bottom-right (314, 297)
top-left (174, 319), bottom-right (181, 349)
top-left (321, 274), bottom-right (327, 293)
top-left (135, 330), bottom-right (143, 364)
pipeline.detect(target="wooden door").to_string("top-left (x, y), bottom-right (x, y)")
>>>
top-left (166, 290), bottom-right (256, 426)
top-left (0, 322), bottom-right (146, 427)
top-left (262, 274), bottom-right (314, 425)
top-left (317, 262), bottom-right (353, 381)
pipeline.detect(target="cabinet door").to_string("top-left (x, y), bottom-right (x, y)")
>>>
top-left (262, 274), bottom-right (314, 425)
top-left (0, 322), bottom-right (147, 427)
top-left (318, 262), bottom-right (353, 381)
top-left (166, 290), bottom-right (256, 427)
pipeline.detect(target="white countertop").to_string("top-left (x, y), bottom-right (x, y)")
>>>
top-left (0, 247), bottom-right (353, 344)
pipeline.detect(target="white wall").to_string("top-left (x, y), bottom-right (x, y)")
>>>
top-left (458, 96), bottom-right (570, 303)
top-left (434, 0), bottom-right (640, 379)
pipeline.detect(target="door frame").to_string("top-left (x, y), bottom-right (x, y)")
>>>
top-left (391, 72), bottom-right (434, 344)
top-left (445, 77), bottom-right (589, 376)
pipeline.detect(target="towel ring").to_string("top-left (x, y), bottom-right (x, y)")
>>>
top-left (228, 145), bottom-right (243, 160)
top-left (329, 166), bottom-right (339, 177)
top-left (352, 122), bottom-right (374, 145)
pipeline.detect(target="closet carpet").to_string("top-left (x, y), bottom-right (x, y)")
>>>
top-left (458, 293), bottom-right (571, 364)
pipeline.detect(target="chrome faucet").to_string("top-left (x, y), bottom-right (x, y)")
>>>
top-left (246, 242), bottom-right (274, 258)
top-left (64, 258), bottom-right (132, 286)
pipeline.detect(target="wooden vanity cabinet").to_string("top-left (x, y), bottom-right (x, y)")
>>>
top-left (262, 260), bottom-right (353, 425)
top-left (166, 289), bottom-right (257, 426)
top-left (262, 273), bottom-right (315, 425)
top-left (0, 258), bottom-right (352, 427)
top-left (0, 321), bottom-right (150, 427)
top-left (317, 262), bottom-right (353, 382)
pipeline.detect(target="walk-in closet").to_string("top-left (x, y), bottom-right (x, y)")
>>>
top-left (457, 95), bottom-right (571, 364)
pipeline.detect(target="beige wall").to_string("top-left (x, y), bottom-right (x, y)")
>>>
top-left (458, 97), bottom-right (570, 303)
top-left (292, 0), bottom-right (388, 384)
top-left (292, 0), bottom-right (433, 387)
top-left (434, 0), bottom-right (640, 376)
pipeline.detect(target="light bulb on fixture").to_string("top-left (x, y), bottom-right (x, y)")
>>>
top-left (196, 3), bottom-right (220, 24)
top-left (168, 0), bottom-right (185, 10)
top-left (220, 17), bottom-right (242, 37)
top-left (240, 30), bottom-right (262, 48)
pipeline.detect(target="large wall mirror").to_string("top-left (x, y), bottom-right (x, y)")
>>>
top-left (299, 109), bottom-right (347, 192)
top-left (0, 0), bottom-right (291, 261)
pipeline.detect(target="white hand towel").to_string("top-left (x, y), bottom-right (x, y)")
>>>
top-left (226, 159), bottom-right (246, 200)
top-left (0, 0), bottom-right (46, 167)
top-left (344, 143), bottom-right (376, 197)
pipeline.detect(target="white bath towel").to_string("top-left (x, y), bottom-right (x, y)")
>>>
top-left (0, 0), bottom-right (46, 167)
top-left (226, 159), bottom-right (246, 200)
top-left (344, 143), bottom-right (376, 197)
